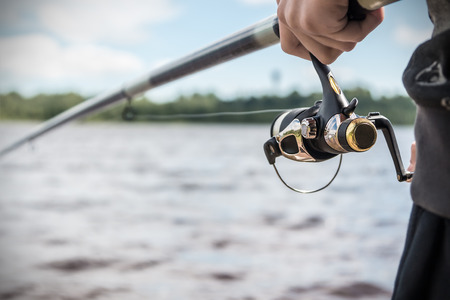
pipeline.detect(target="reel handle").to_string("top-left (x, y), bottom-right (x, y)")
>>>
top-left (368, 112), bottom-right (414, 182)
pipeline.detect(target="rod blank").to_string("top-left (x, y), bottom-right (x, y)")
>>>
top-left (0, 15), bottom-right (280, 157)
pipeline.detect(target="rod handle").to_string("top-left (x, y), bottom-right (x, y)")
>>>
top-left (348, 0), bottom-right (399, 20)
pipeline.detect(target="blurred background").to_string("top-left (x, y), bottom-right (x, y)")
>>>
top-left (0, 0), bottom-right (432, 99)
top-left (0, 0), bottom-right (431, 299)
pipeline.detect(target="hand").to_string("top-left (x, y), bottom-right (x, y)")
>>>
top-left (276, 0), bottom-right (384, 64)
top-left (407, 141), bottom-right (416, 182)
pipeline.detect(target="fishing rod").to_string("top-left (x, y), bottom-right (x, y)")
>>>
top-left (0, 0), bottom-right (395, 157)
top-left (1, 0), bottom-right (409, 192)
top-left (0, 14), bottom-right (280, 157)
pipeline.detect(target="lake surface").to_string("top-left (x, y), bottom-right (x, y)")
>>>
top-left (0, 122), bottom-right (415, 300)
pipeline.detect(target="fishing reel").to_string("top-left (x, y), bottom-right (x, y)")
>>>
top-left (264, 54), bottom-right (413, 193)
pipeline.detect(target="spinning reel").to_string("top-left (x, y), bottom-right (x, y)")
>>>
top-left (264, 54), bottom-right (413, 193)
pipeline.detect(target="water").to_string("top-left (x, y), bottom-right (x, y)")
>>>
top-left (0, 122), bottom-right (415, 300)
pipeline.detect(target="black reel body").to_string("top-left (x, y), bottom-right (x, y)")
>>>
top-left (264, 54), bottom-right (412, 192)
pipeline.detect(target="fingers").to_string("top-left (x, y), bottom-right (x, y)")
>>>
top-left (277, 1), bottom-right (347, 64)
top-left (276, 0), bottom-right (384, 64)
top-left (279, 21), bottom-right (349, 64)
top-left (278, 22), bottom-right (311, 60)
top-left (329, 9), bottom-right (385, 43)
top-left (278, 22), bottom-right (347, 63)
top-left (407, 141), bottom-right (417, 172)
top-left (291, 32), bottom-right (346, 64)
top-left (407, 141), bottom-right (416, 182)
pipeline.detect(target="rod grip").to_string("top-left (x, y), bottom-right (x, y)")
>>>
top-left (348, 0), bottom-right (399, 20)
top-left (348, 0), bottom-right (370, 21)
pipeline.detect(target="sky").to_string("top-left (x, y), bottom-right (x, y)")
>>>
top-left (0, 0), bottom-right (433, 102)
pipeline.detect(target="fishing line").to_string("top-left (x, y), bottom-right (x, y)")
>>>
top-left (122, 107), bottom-right (290, 121)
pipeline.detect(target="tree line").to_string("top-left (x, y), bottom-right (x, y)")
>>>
top-left (0, 89), bottom-right (416, 124)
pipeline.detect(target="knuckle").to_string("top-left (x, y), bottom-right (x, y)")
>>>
top-left (276, 3), bottom-right (288, 24)
top-left (282, 10), bottom-right (315, 34)
top-left (276, 5), bottom-right (285, 20)
top-left (342, 42), bottom-right (357, 52)
top-left (280, 41), bottom-right (295, 55)
top-left (317, 50), bottom-right (342, 65)
top-left (297, 15), bottom-right (316, 34)
top-left (355, 33), bottom-right (366, 43)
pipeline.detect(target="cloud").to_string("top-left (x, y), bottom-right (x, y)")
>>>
top-left (393, 24), bottom-right (432, 47)
top-left (0, 34), bottom-right (144, 90)
top-left (1, 0), bottom-right (181, 43)
top-left (0, 0), bottom-right (183, 93)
